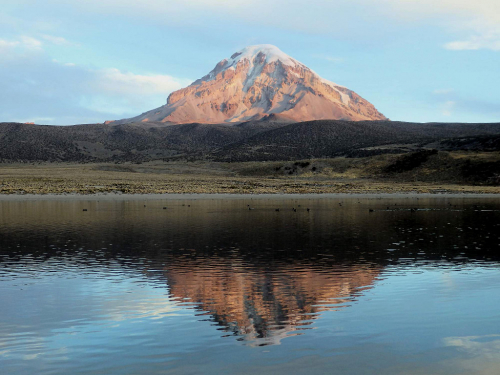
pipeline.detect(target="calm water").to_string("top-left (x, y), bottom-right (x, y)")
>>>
top-left (1, 195), bottom-right (500, 375)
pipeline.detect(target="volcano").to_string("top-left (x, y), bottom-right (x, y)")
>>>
top-left (114, 45), bottom-right (387, 124)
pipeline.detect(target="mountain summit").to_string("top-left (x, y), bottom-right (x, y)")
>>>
top-left (115, 45), bottom-right (387, 124)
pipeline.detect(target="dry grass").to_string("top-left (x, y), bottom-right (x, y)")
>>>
top-left (0, 152), bottom-right (499, 195)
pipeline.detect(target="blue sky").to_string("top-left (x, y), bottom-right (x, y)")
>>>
top-left (1, 0), bottom-right (499, 125)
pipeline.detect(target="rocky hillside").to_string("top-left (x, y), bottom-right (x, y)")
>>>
top-left (1, 120), bottom-right (500, 163)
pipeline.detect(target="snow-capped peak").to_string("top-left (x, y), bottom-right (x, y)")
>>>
top-left (112, 44), bottom-right (387, 124)
top-left (226, 44), bottom-right (303, 68)
top-left (223, 45), bottom-right (344, 89)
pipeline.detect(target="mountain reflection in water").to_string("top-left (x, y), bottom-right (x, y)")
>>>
top-left (163, 257), bottom-right (380, 345)
top-left (1, 196), bottom-right (500, 374)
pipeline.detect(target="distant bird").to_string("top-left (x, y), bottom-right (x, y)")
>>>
top-left (339, 203), bottom-right (342, 206)
top-left (369, 209), bottom-right (374, 212)
top-left (248, 207), bottom-right (254, 210)
top-left (307, 208), bottom-right (310, 212)
top-left (144, 205), bottom-right (146, 207)
top-left (83, 209), bottom-right (88, 212)
top-left (292, 208), bottom-right (297, 212)
top-left (411, 208), bottom-right (417, 213)
top-left (163, 207), bottom-right (167, 210)
top-left (275, 208), bottom-right (280, 212)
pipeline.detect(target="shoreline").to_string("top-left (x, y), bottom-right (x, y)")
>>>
top-left (1, 192), bottom-right (500, 201)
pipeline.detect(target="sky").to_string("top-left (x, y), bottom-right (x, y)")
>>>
top-left (1, 0), bottom-right (499, 125)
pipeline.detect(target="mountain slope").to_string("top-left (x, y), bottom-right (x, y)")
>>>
top-left (114, 45), bottom-right (387, 124)
top-left (1, 121), bottom-right (500, 163)
top-left (211, 121), bottom-right (500, 161)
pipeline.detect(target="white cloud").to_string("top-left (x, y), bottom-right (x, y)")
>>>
top-left (0, 41), bottom-right (191, 124)
top-left (0, 36), bottom-right (44, 52)
top-left (444, 334), bottom-right (500, 358)
top-left (0, 39), bottom-right (20, 49)
top-left (445, 35), bottom-right (500, 51)
top-left (95, 68), bottom-right (191, 96)
top-left (441, 100), bottom-right (456, 116)
top-left (0, 35), bottom-right (78, 55)
top-left (19, 36), bottom-right (43, 49)
top-left (79, 69), bottom-right (192, 116)
top-left (5, 0), bottom-right (500, 50)
top-left (372, 0), bottom-right (500, 51)
top-left (40, 34), bottom-right (75, 46)
top-left (441, 335), bottom-right (500, 375)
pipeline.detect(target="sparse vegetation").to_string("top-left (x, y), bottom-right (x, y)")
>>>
top-left (384, 150), bottom-right (438, 173)
top-left (0, 120), bottom-right (499, 194)
top-left (1, 120), bottom-right (500, 164)
top-left (0, 151), bottom-right (498, 195)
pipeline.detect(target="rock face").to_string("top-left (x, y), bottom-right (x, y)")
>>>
top-left (114, 44), bottom-right (387, 124)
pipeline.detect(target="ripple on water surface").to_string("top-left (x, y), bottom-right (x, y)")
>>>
top-left (1, 196), bottom-right (500, 374)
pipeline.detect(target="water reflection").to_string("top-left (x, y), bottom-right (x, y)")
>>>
top-left (163, 257), bottom-right (380, 345)
top-left (1, 196), bottom-right (500, 374)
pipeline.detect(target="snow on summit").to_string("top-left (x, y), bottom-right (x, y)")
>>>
top-left (227, 45), bottom-right (302, 68)
top-left (113, 45), bottom-right (387, 124)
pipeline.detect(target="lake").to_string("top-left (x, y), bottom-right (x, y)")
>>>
top-left (1, 195), bottom-right (500, 375)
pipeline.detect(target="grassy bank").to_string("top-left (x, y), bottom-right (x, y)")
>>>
top-left (0, 151), bottom-right (499, 195)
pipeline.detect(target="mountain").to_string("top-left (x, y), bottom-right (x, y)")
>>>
top-left (113, 45), bottom-right (387, 124)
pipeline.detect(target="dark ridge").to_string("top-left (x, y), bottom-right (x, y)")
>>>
top-left (0, 120), bottom-right (500, 163)
top-left (211, 120), bottom-right (500, 162)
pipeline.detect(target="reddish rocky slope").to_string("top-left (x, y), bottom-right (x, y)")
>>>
top-left (114, 45), bottom-right (387, 124)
